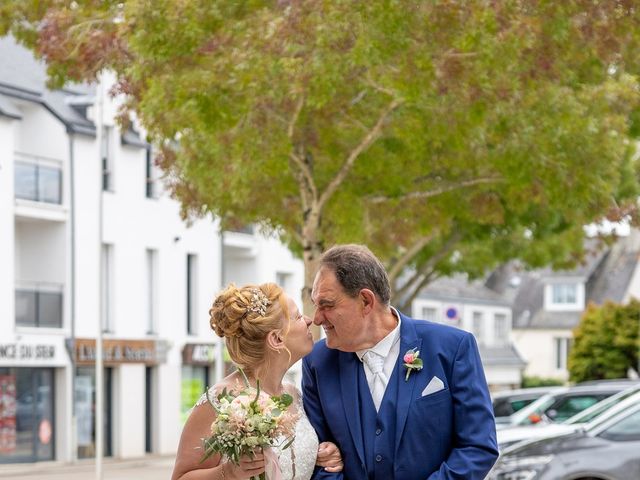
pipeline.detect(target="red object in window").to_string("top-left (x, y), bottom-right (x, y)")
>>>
top-left (528, 413), bottom-right (542, 424)
top-left (0, 375), bottom-right (17, 453)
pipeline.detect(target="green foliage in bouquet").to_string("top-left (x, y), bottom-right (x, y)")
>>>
top-left (200, 371), bottom-right (296, 479)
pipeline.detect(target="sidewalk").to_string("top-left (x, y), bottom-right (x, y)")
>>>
top-left (0, 455), bottom-right (175, 480)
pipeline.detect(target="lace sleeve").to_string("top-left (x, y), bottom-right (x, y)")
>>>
top-left (194, 385), bottom-right (220, 408)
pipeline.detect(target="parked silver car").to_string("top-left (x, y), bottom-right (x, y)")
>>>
top-left (496, 383), bottom-right (631, 430)
top-left (492, 387), bottom-right (561, 425)
top-left (497, 384), bottom-right (640, 450)
top-left (489, 392), bottom-right (640, 480)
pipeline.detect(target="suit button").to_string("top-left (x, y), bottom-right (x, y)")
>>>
top-left (375, 455), bottom-right (382, 462)
top-left (375, 428), bottom-right (382, 435)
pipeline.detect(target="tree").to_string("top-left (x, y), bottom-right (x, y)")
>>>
top-left (3, 1), bottom-right (640, 312)
top-left (569, 300), bottom-right (640, 382)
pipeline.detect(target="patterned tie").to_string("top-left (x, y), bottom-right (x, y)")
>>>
top-left (363, 350), bottom-right (388, 411)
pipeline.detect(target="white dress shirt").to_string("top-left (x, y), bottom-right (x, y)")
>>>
top-left (356, 308), bottom-right (401, 408)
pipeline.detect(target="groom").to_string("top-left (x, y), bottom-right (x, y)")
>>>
top-left (302, 244), bottom-right (498, 479)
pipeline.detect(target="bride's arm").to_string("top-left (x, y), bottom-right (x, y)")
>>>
top-left (316, 441), bottom-right (344, 473)
top-left (171, 402), bottom-right (265, 480)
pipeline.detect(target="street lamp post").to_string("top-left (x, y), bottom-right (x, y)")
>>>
top-left (95, 72), bottom-right (105, 480)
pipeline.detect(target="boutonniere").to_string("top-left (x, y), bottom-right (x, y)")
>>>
top-left (403, 348), bottom-right (423, 381)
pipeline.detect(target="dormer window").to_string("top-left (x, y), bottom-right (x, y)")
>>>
top-left (552, 284), bottom-right (577, 304)
top-left (545, 281), bottom-right (584, 311)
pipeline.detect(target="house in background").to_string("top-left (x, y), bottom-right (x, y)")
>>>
top-left (509, 233), bottom-right (640, 381)
top-left (411, 231), bottom-right (640, 388)
top-left (412, 276), bottom-right (526, 392)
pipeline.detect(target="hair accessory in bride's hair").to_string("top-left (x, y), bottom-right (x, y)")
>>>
top-left (247, 288), bottom-right (271, 316)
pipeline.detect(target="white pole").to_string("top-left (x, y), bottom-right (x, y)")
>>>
top-left (95, 72), bottom-right (105, 480)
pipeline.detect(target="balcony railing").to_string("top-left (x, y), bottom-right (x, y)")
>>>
top-left (14, 153), bottom-right (63, 205)
top-left (15, 283), bottom-right (64, 328)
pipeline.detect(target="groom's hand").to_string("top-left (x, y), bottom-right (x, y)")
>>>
top-left (316, 441), bottom-right (344, 473)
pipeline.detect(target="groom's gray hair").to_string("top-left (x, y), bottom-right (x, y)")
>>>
top-left (319, 244), bottom-right (391, 305)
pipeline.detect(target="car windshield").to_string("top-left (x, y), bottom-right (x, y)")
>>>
top-left (582, 391), bottom-right (640, 433)
top-left (508, 393), bottom-right (559, 426)
top-left (565, 385), bottom-right (640, 425)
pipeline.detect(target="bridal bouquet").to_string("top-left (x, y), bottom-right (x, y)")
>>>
top-left (201, 374), bottom-right (297, 480)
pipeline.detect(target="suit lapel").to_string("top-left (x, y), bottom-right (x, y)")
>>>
top-left (395, 315), bottom-right (422, 455)
top-left (339, 351), bottom-right (366, 469)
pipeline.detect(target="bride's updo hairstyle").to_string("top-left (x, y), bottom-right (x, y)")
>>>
top-left (209, 283), bottom-right (289, 373)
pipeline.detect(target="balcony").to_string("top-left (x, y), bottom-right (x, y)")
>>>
top-left (15, 282), bottom-right (64, 329)
top-left (223, 224), bottom-right (257, 257)
top-left (14, 152), bottom-right (66, 222)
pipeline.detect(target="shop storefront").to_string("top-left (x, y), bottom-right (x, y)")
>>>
top-left (0, 340), bottom-right (62, 464)
top-left (71, 338), bottom-right (167, 459)
top-left (181, 343), bottom-right (220, 422)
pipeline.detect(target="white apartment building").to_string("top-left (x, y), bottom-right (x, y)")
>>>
top-left (0, 37), bottom-right (304, 464)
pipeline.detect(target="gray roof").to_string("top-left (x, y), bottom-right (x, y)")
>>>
top-left (538, 239), bottom-right (607, 279)
top-left (479, 344), bottom-right (526, 367)
top-left (0, 93), bottom-right (22, 119)
top-left (418, 274), bottom-right (511, 306)
top-left (512, 233), bottom-right (640, 329)
top-left (0, 36), bottom-right (49, 96)
top-left (414, 233), bottom-right (640, 331)
top-left (0, 35), bottom-right (96, 135)
top-left (0, 35), bottom-right (146, 146)
top-left (587, 241), bottom-right (640, 304)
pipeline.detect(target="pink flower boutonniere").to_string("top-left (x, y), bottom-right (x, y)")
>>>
top-left (403, 348), bottom-right (423, 381)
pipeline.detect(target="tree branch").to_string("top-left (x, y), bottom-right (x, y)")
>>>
top-left (287, 95), bottom-right (318, 203)
top-left (391, 230), bottom-right (462, 304)
top-left (288, 95), bottom-right (305, 140)
top-left (387, 233), bottom-right (436, 285)
top-left (318, 97), bottom-right (403, 210)
top-left (369, 176), bottom-right (503, 204)
top-left (397, 271), bottom-right (441, 313)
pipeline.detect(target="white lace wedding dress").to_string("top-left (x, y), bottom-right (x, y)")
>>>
top-left (196, 384), bottom-right (318, 480)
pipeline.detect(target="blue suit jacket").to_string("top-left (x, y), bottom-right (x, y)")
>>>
top-left (302, 312), bottom-right (499, 479)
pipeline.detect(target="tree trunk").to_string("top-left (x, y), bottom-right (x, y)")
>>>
top-left (301, 206), bottom-right (323, 338)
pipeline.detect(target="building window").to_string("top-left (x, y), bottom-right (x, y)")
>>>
top-left (187, 254), bottom-right (198, 335)
top-left (422, 307), bottom-right (438, 323)
top-left (555, 337), bottom-right (572, 370)
top-left (146, 249), bottom-right (158, 334)
top-left (14, 157), bottom-right (62, 204)
top-left (15, 283), bottom-right (63, 328)
top-left (552, 284), bottom-right (577, 304)
top-left (494, 313), bottom-right (508, 345)
top-left (472, 312), bottom-right (484, 345)
top-left (0, 367), bottom-right (55, 463)
top-left (102, 126), bottom-right (113, 191)
top-left (101, 244), bottom-right (114, 333)
top-left (145, 147), bottom-right (159, 199)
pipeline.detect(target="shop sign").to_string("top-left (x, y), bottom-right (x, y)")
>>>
top-left (72, 338), bottom-right (166, 366)
top-left (182, 343), bottom-right (218, 366)
top-left (0, 344), bottom-right (55, 361)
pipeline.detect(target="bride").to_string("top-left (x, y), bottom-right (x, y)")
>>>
top-left (171, 283), bottom-right (343, 480)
